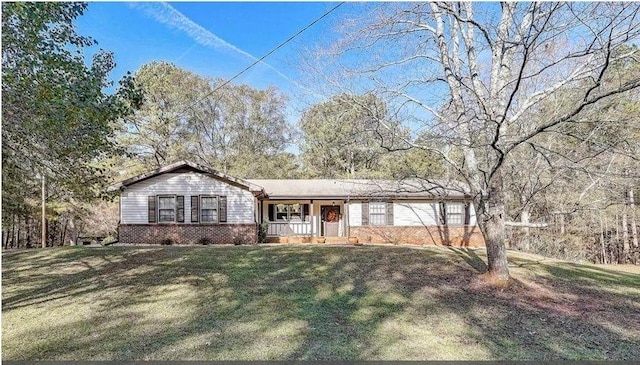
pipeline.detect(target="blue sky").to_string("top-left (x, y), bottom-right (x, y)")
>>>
top-left (76, 2), bottom-right (348, 113)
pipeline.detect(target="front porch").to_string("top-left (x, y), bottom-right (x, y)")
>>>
top-left (265, 236), bottom-right (354, 244)
top-left (260, 199), bottom-right (350, 240)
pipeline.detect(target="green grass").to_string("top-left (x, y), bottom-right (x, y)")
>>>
top-left (2, 245), bottom-right (639, 360)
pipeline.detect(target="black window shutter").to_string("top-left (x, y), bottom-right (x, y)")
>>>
top-left (148, 196), bottom-right (156, 223)
top-left (177, 196), bottom-right (185, 223)
top-left (464, 202), bottom-right (471, 225)
top-left (439, 202), bottom-right (447, 225)
top-left (386, 201), bottom-right (394, 226)
top-left (219, 196), bottom-right (227, 223)
top-left (303, 204), bottom-right (310, 221)
top-left (268, 204), bottom-right (274, 221)
top-left (361, 201), bottom-right (369, 226)
top-left (191, 196), bottom-right (199, 223)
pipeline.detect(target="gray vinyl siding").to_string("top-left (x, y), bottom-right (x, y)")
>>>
top-left (348, 202), bottom-right (362, 226)
top-left (348, 200), bottom-right (477, 227)
top-left (393, 201), bottom-right (439, 226)
top-left (120, 172), bottom-right (255, 224)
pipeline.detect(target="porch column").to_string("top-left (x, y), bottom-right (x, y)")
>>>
top-left (310, 200), bottom-right (315, 237)
top-left (344, 200), bottom-right (349, 237)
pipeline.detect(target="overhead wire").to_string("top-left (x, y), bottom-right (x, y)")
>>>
top-left (175, 2), bottom-right (346, 118)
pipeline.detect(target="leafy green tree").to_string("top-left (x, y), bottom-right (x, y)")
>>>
top-left (300, 93), bottom-right (408, 178)
top-left (120, 61), bottom-right (294, 178)
top-left (2, 2), bottom-right (140, 246)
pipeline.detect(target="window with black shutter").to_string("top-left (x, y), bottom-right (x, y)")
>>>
top-left (200, 195), bottom-right (218, 223)
top-left (176, 196), bottom-right (184, 223)
top-left (219, 196), bottom-right (227, 223)
top-left (361, 201), bottom-right (369, 226)
top-left (191, 196), bottom-right (199, 223)
top-left (157, 195), bottom-right (177, 222)
top-left (148, 196), bottom-right (156, 223)
top-left (386, 201), bottom-right (394, 225)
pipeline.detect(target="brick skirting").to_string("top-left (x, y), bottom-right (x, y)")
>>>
top-left (119, 224), bottom-right (257, 245)
top-left (350, 225), bottom-right (485, 247)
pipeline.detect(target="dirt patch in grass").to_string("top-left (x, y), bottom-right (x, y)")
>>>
top-left (2, 245), bottom-right (639, 360)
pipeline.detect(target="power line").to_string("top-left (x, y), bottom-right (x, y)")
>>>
top-left (176, 2), bottom-right (345, 118)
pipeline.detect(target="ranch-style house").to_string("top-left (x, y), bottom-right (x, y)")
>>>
top-left (112, 160), bottom-right (485, 246)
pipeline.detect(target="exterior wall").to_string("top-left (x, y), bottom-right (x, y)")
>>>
top-left (350, 225), bottom-right (485, 247)
top-left (120, 172), bottom-right (256, 224)
top-left (348, 202), bottom-right (362, 226)
top-left (348, 199), bottom-right (483, 246)
top-left (348, 200), bottom-right (477, 227)
top-left (393, 201), bottom-right (440, 226)
top-left (119, 224), bottom-right (256, 245)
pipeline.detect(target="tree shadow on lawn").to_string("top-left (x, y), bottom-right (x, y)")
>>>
top-left (2, 245), bottom-right (640, 360)
top-left (2, 247), bottom-right (168, 311)
top-left (442, 248), bottom-right (640, 360)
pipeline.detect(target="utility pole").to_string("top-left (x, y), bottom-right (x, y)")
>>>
top-left (41, 175), bottom-right (46, 248)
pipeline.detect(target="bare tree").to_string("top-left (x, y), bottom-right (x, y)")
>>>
top-left (309, 2), bottom-right (640, 282)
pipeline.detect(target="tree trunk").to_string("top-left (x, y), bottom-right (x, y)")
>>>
top-left (520, 194), bottom-right (530, 251)
top-left (599, 214), bottom-right (607, 264)
top-left (622, 209), bottom-right (630, 263)
top-left (25, 216), bottom-right (32, 248)
top-left (41, 175), bottom-right (47, 248)
top-left (10, 215), bottom-right (16, 249)
top-left (475, 173), bottom-right (510, 283)
top-left (60, 218), bottom-right (68, 247)
top-left (69, 216), bottom-right (79, 246)
top-left (16, 218), bottom-right (21, 249)
top-left (629, 189), bottom-right (638, 249)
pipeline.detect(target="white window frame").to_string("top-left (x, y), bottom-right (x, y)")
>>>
top-left (272, 203), bottom-right (308, 222)
top-left (200, 195), bottom-right (219, 223)
top-left (157, 195), bottom-right (177, 223)
top-left (445, 202), bottom-right (465, 225)
top-left (369, 202), bottom-right (387, 226)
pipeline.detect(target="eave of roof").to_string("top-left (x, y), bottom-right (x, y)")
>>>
top-left (248, 179), bottom-right (470, 200)
top-left (109, 160), bottom-right (265, 194)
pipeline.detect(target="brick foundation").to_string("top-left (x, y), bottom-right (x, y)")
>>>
top-left (350, 225), bottom-right (485, 247)
top-left (119, 224), bottom-right (257, 245)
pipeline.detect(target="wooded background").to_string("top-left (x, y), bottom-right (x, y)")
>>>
top-left (2, 2), bottom-right (638, 268)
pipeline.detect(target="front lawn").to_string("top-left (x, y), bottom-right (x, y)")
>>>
top-left (2, 245), bottom-right (639, 360)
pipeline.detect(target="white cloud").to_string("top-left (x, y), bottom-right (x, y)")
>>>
top-left (130, 2), bottom-right (293, 83)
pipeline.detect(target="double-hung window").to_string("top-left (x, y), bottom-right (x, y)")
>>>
top-left (200, 196), bottom-right (218, 223)
top-left (368, 202), bottom-right (387, 225)
top-left (158, 195), bottom-right (176, 222)
top-left (445, 202), bottom-right (465, 226)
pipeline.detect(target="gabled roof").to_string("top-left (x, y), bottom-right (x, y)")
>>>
top-left (109, 160), bottom-right (265, 193)
top-left (110, 161), bottom-right (470, 200)
top-left (247, 179), bottom-right (470, 199)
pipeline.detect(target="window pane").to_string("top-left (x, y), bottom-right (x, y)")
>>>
top-left (289, 203), bottom-right (302, 221)
top-left (369, 213), bottom-right (386, 225)
top-left (369, 202), bottom-right (386, 225)
top-left (276, 204), bottom-right (288, 220)
top-left (201, 196), bottom-right (217, 209)
top-left (158, 196), bottom-right (175, 209)
top-left (370, 202), bottom-right (385, 214)
top-left (159, 209), bottom-right (175, 222)
top-left (201, 209), bottom-right (217, 222)
top-left (446, 203), bottom-right (464, 225)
